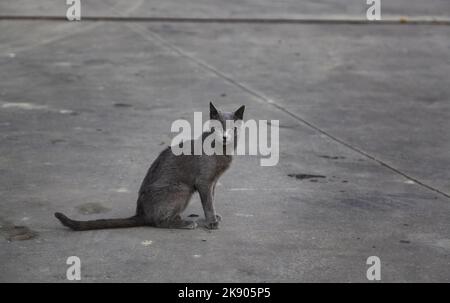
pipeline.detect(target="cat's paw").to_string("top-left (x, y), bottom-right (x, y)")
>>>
top-left (185, 221), bottom-right (198, 230)
top-left (205, 220), bottom-right (219, 230)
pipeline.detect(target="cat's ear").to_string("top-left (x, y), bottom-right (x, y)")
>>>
top-left (210, 102), bottom-right (219, 120)
top-left (234, 105), bottom-right (245, 120)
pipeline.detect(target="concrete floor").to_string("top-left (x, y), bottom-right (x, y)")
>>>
top-left (0, 1), bottom-right (449, 282)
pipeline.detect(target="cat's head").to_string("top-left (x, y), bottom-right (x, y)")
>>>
top-left (209, 102), bottom-right (245, 146)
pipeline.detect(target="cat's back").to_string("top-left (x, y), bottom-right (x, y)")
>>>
top-left (138, 145), bottom-right (197, 193)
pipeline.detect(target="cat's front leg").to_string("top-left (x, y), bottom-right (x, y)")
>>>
top-left (197, 184), bottom-right (220, 229)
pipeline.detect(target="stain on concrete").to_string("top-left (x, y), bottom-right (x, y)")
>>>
top-left (319, 155), bottom-right (346, 160)
top-left (59, 109), bottom-right (79, 116)
top-left (235, 213), bottom-right (254, 217)
top-left (338, 195), bottom-right (413, 213)
top-left (113, 103), bottom-right (133, 108)
top-left (141, 240), bottom-right (153, 246)
top-left (83, 59), bottom-right (111, 65)
top-left (288, 174), bottom-right (326, 180)
top-left (114, 187), bottom-right (130, 193)
top-left (1, 102), bottom-right (78, 116)
top-left (50, 139), bottom-right (66, 144)
top-left (0, 218), bottom-right (38, 241)
top-left (76, 202), bottom-right (111, 215)
top-left (1, 102), bottom-right (48, 111)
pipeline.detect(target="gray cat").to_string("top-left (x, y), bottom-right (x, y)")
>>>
top-left (55, 102), bottom-right (245, 230)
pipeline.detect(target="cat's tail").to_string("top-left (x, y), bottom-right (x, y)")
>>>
top-left (54, 212), bottom-right (145, 231)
